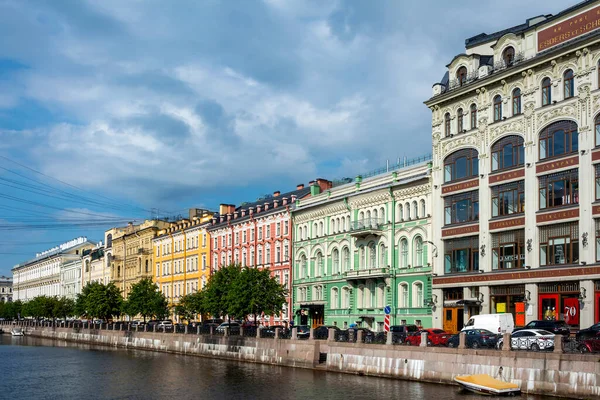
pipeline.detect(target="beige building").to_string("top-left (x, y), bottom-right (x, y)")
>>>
top-left (82, 241), bottom-right (109, 287)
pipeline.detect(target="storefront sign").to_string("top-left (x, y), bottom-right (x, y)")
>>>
top-left (489, 168), bottom-right (524, 184)
top-left (442, 224), bottom-right (479, 237)
top-left (489, 217), bottom-right (525, 231)
top-left (538, 5), bottom-right (600, 51)
top-left (536, 208), bottom-right (579, 223)
top-left (593, 205), bottom-right (600, 216)
top-left (442, 178), bottom-right (479, 195)
top-left (433, 266), bottom-right (600, 285)
top-left (563, 297), bottom-right (580, 326)
top-left (536, 155), bottom-right (578, 174)
top-left (496, 303), bottom-right (507, 313)
top-left (592, 149), bottom-right (600, 162)
top-left (499, 254), bottom-right (525, 262)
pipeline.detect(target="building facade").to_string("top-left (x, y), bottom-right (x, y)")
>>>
top-left (208, 184), bottom-right (317, 326)
top-left (82, 241), bottom-right (109, 288)
top-left (153, 209), bottom-right (213, 320)
top-left (426, 0), bottom-right (600, 333)
top-left (0, 276), bottom-right (12, 303)
top-left (109, 220), bottom-right (170, 298)
top-left (61, 259), bottom-right (82, 300)
top-left (292, 160), bottom-right (433, 331)
top-left (12, 237), bottom-right (95, 302)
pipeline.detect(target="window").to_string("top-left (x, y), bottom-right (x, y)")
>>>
top-left (400, 239), bottom-right (408, 268)
top-left (542, 77), bottom-right (552, 106)
top-left (412, 201), bottom-right (418, 219)
top-left (299, 254), bottom-right (307, 278)
top-left (457, 66), bottom-right (467, 86)
top-left (342, 287), bottom-right (350, 308)
top-left (203, 234), bottom-right (206, 247)
top-left (214, 237), bottom-right (218, 248)
top-left (379, 243), bottom-right (386, 268)
top-left (369, 242), bottom-right (376, 268)
top-left (470, 104), bottom-right (477, 129)
top-left (276, 223), bottom-right (281, 237)
top-left (284, 221), bottom-right (289, 235)
top-left (444, 148), bottom-right (479, 183)
top-left (284, 242), bottom-right (289, 261)
top-left (377, 285), bottom-right (385, 308)
top-left (491, 135), bottom-right (524, 171)
top-left (342, 247), bottom-right (350, 272)
top-left (266, 246), bottom-right (271, 264)
top-left (539, 121), bottom-right (578, 160)
top-left (202, 255), bottom-right (206, 270)
top-left (457, 108), bottom-right (464, 133)
top-left (258, 247), bottom-right (263, 265)
top-left (596, 164), bottom-right (600, 201)
top-left (502, 46), bottom-right (515, 66)
top-left (512, 88), bottom-right (521, 115)
top-left (332, 249), bottom-right (340, 274)
top-left (420, 200), bottom-right (426, 218)
top-left (399, 283), bottom-right (409, 308)
top-left (444, 113), bottom-right (451, 137)
top-left (444, 190), bottom-right (479, 225)
top-left (266, 226), bottom-right (270, 239)
top-left (276, 246), bottom-right (281, 263)
top-left (564, 69), bottom-right (574, 99)
top-left (413, 236), bottom-right (423, 267)
top-left (493, 95), bottom-right (502, 121)
top-left (492, 181), bottom-right (525, 217)
top-left (492, 230), bottom-right (525, 270)
top-left (444, 237), bottom-right (479, 273)
top-left (251, 228), bottom-right (255, 241)
top-left (330, 288), bottom-right (339, 309)
top-left (539, 169), bottom-right (578, 210)
top-left (316, 252), bottom-right (324, 276)
top-left (359, 245), bottom-right (366, 269)
top-left (413, 282), bottom-right (423, 308)
top-left (596, 114), bottom-right (600, 147)
top-left (596, 219), bottom-right (600, 262)
top-left (540, 222), bottom-right (579, 266)
top-left (258, 227), bottom-right (263, 240)
top-left (404, 203), bottom-right (410, 220)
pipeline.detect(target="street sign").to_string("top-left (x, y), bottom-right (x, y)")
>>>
top-left (384, 315), bottom-right (390, 332)
top-left (384, 305), bottom-right (391, 315)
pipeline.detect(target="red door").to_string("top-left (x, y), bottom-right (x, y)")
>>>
top-left (539, 294), bottom-right (559, 320)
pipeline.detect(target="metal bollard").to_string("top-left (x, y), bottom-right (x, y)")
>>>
top-left (185, 325), bottom-right (188, 334)
top-left (197, 326), bottom-right (200, 335)
top-left (153, 324), bottom-right (156, 333)
top-left (554, 335), bottom-right (564, 353)
top-left (210, 325), bottom-right (214, 336)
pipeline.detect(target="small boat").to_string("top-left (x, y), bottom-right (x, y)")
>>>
top-left (11, 328), bottom-right (24, 337)
top-left (454, 374), bottom-right (520, 396)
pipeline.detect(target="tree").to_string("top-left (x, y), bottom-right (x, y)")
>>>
top-left (175, 291), bottom-right (206, 322)
top-left (0, 300), bottom-right (22, 320)
top-left (203, 264), bottom-right (241, 321)
top-left (53, 297), bottom-right (76, 320)
top-left (123, 278), bottom-right (169, 322)
top-left (76, 282), bottom-right (123, 321)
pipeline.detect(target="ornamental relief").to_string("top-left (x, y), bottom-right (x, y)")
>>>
top-left (349, 192), bottom-right (391, 209)
top-left (536, 104), bottom-right (578, 128)
top-left (393, 183), bottom-right (431, 200)
top-left (440, 133), bottom-right (479, 159)
top-left (488, 120), bottom-right (524, 144)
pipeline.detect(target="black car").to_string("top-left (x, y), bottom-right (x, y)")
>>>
top-left (576, 323), bottom-right (600, 340)
top-left (447, 329), bottom-right (500, 349)
top-left (337, 328), bottom-right (377, 343)
top-left (514, 320), bottom-right (570, 336)
top-left (389, 324), bottom-right (419, 344)
top-left (296, 325), bottom-right (310, 339)
top-left (313, 325), bottom-right (341, 340)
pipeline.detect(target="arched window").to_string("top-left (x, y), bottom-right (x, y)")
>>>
top-left (145, 260), bottom-right (149, 273)
top-left (493, 95), bottom-right (502, 121)
top-left (457, 66), bottom-right (467, 86)
top-left (398, 283), bottom-right (409, 308)
top-left (379, 243), bottom-right (386, 267)
top-left (444, 113), bottom-right (451, 137)
top-left (85, 260), bottom-right (90, 273)
top-left (330, 287), bottom-right (339, 309)
top-left (366, 280), bottom-right (375, 308)
top-left (420, 200), bottom-right (426, 217)
top-left (398, 204), bottom-right (403, 221)
top-left (400, 239), bottom-right (409, 268)
top-left (405, 202), bottom-right (410, 220)
top-left (542, 77), bottom-right (552, 106)
top-left (377, 285), bottom-right (385, 308)
top-left (369, 242), bottom-right (376, 268)
top-left (564, 69), bottom-right (574, 99)
top-left (332, 249), bottom-right (340, 275)
top-left (412, 201), bottom-right (418, 219)
top-left (316, 251), bottom-right (324, 276)
top-left (319, 221), bottom-right (324, 236)
top-left (342, 287), bottom-right (350, 308)
top-left (331, 219), bottom-right (335, 234)
top-left (360, 246), bottom-right (366, 269)
top-left (300, 254), bottom-right (307, 279)
top-left (457, 108), bottom-right (464, 133)
top-left (342, 247), bottom-right (350, 272)
top-left (539, 120), bottom-right (578, 160)
top-left (502, 46), bottom-right (515, 66)
top-left (106, 234), bottom-right (112, 248)
top-left (379, 207), bottom-right (385, 223)
top-left (357, 285), bottom-right (365, 308)
top-left (470, 104), bottom-right (477, 129)
top-left (413, 282), bottom-right (424, 308)
top-left (512, 88), bottom-right (521, 115)
top-left (595, 114), bottom-right (600, 147)
top-left (444, 148), bottom-right (479, 183)
top-left (491, 135), bottom-right (524, 171)
top-left (413, 236), bottom-right (424, 267)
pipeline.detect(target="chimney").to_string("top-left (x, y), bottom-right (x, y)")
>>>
top-left (296, 184), bottom-right (304, 190)
top-left (249, 207), bottom-right (254, 215)
top-left (310, 181), bottom-right (321, 196)
top-left (316, 178), bottom-right (333, 191)
top-left (274, 199), bottom-right (279, 208)
top-left (219, 204), bottom-right (229, 215)
top-left (308, 180), bottom-right (315, 186)
top-left (257, 205), bottom-right (262, 213)
top-left (291, 195), bottom-right (297, 202)
top-left (227, 214), bottom-right (232, 221)
top-left (234, 211), bottom-right (239, 219)
top-left (282, 197), bottom-right (288, 205)
top-left (228, 204), bottom-right (236, 214)
top-left (273, 191), bottom-right (281, 197)
top-left (264, 202), bottom-right (269, 211)
top-left (241, 209), bottom-right (246, 217)
top-left (220, 215), bottom-right (225, 223)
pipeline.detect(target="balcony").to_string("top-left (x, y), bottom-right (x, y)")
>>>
top-left (350, 218), bottom-right (385, 238)
top-left (345, 267), bottom-right (390, 281)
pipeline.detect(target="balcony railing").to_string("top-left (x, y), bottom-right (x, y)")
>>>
top-left (350, 218), bottom-right (385, 238)
top-left (345, 267), bottom-right (390, 280)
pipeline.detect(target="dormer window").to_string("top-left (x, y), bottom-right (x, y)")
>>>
top-left (502, 46), bottom-right (515, 66)
top-left (457, 66), bottom-right (467, 86)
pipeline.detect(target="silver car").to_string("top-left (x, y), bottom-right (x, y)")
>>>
top-left (498, 329), bottom-right (555, 351)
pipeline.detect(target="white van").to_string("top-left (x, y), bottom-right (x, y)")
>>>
top-left (461, 314), bottom-right (514, 334)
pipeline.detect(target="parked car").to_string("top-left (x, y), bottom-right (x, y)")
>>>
top-left (146, 320), bottom-right (160, 330)
top-left (215, 322), bottom-right (241, 335)
top-left (448, 329), bottom-right (500, 349)
top-left (296, 325), bottom-right (310, 339)
top-left (497, 329), bottom-right (555, 351)
top-left (203, 318), bottom-right (224, 326)
top-left (130, 320), bottom-right (145, 328)
top-left (337, 328), bottom-right (376, 343)
top-left (261, 325), bottom-right (286, 338)
top-left (158, 320), bottom-right (174, 332)
top-left (576, 323), bottom-right (600, 340)
top-left (513, 320), bottom-right (570, 336)
top-left (389, 324), bottom-right (419, 344)
top-left (313, 325), bottom-right (341, 340)
top-left (406, 329), bottom-right (451, 346)
top-left (462, 314), bottom-right (514, 334)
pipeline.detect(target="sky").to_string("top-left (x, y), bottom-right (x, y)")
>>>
top-left (0, 0), bottom-right (569, 276)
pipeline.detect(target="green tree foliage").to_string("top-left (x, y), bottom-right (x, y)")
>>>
top-left (0, 300), bottom-right (22, 320)
top-left (122, 278), bottom-right (169, 322)
top-left (228, 267), bottom-right (287, 323)
top-left (175, 291), bottom-right (205, 322)
top-left (53, 297), bottom-right (76, 320)
top-left (203, 264), bottom-right (241, 321)
top-left (76, 282), bottom-right (123, 320)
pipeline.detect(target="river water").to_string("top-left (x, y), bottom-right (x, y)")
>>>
top-left (0, 334), bottom-right (554, 400)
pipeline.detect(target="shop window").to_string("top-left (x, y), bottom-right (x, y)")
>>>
top-left (539, 169), bottom-right (578, 210)
top-left (539, 222), bottom-right (579, 266)
top-left (443, 148), bottom-right (479, 183)
top-left (444, 190), bottom-right (479, 225)
top-left (539, 120), bottom-right (578, 160)
top-left (538, 282), bottom-right (580, 326)
top-left (492, 230), bottom-right (525, 270)
top-left (491, 135), bottom-right (524, 171)
top-left (444, 236), bottom-right (479, 274)
top-left (491, 180), bottom-right (525, 217)
top-left (512, 88), bottom-right (521, 115)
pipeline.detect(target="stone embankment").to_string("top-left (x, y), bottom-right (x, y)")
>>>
top-left (3, 321), bottom-right (599, 399)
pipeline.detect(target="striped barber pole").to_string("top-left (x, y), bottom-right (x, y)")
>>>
top-left (384, 314), bottom-right (390, 332)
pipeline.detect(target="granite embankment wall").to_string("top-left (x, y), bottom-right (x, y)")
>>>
top-left (8, 325), bottom-right (600, 399)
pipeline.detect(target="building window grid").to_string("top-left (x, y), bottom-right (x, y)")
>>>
top-left (542, 77), bottom-right (552, 106)
top-left (493, 95), bottom-right (502, 121)
top-left (596, 219), bottom-right (600, 262)
top-left (444, 148), bottom-right (479, 183)
top-left (538, 168), bottom-right (579, 210)
top-left (596, 164), bottom-right (600, 201)
top-left (444, 237), bottom-right (479, 274)
top-left (457, 108), bottom-right (464, 133)
top-left (470, 104), bottom-right (477, 130)
top-left (444, 190), bottom-right (479, 226)
top-left (564, 70), bottom-right (574, 99)
top-left (444, 113), bottom-right (451, 137)
top-left (512, 88), bottom-right (521, 115)
top-left (539, 121), bottom-right (578, 160)
top-left (492, 229), bottom-right (525, 270)
top-left (540, 222), bottom-right (579, 266)
top-left (491, 181), bottom-right (525, 218)
top-left (491, 135), bottom-right (524, 172)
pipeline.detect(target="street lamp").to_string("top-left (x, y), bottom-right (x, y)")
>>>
top-left (424, 241), bottom-right (438, 258)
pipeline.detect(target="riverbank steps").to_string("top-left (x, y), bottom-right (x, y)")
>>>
top-left (10, 326), bottom-right (600, 399)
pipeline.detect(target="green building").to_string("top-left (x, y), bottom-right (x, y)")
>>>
top-left (292, 157), bottom-right (434, 331)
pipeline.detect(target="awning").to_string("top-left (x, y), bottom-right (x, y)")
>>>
top-left (443, 299), bottom-right (481, 307)
top-left (358, 315), bottom-right (376, 320)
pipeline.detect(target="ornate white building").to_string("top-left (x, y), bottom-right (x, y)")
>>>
top-left (425, 0), bottom-right (600, 333)
top-left (12, 237), bottom-right (95, 301)
top-left (0, 276), bottom-right (12, 303)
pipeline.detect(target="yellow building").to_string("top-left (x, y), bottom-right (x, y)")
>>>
top-left (153, 209), bottom-right (213, 320)
top-left (109, 220), bottom-right (170, 298)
